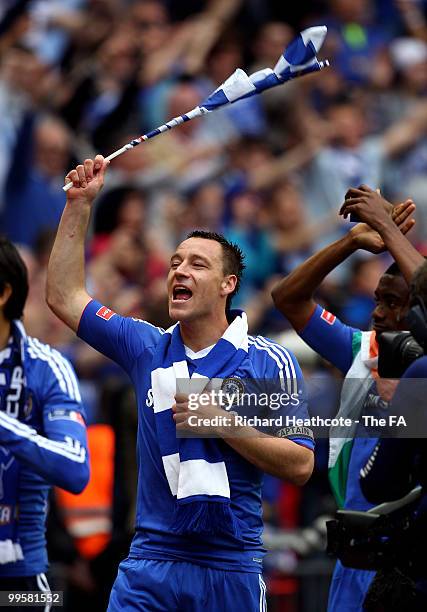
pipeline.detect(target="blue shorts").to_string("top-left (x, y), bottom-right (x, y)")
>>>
top-left (327, 561), bottom-right (375, 612)
top-left (107, 558), bottom-right (267, 611)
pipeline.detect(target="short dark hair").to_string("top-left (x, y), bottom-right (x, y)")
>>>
top-left (186, 230), bottom-right (245, 311)
top-left (0, 237), bottom-right (28, 321)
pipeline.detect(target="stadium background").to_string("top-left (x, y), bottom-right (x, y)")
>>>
top-left (1, 0), bottom-right (427, 609)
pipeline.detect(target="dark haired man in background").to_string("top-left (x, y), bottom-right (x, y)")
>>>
top-left (272, 185), bottom-right (423, 611)
top-left (0, 236), bottom-right (89, 607)
top-left (47, 155), bottom-right (314, 611)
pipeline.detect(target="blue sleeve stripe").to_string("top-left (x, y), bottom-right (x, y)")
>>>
top-left (0, 412), bottom-right (87, 463)
top-left (27, 338), bottom-right (80, 402)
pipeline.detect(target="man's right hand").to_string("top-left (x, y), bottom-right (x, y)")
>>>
top-left (348, 198), bottom-right (415, 254)
top-left (64, 155), bottom-right (109, 204)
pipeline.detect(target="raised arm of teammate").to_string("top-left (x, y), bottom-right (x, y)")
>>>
top-left (340, 186), bottom-right (425, 285)
top-left (46, 156), bottom-right (109, 332)
top-left (382, 100), bottom-right (427, 158)
top-left (271, 198), bottom-right (416, 331)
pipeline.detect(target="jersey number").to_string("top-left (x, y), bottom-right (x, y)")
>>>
top-left (0, 366), bottom-right (24, 418)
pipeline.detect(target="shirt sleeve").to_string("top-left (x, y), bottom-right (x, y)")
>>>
top-left (77, 299), bottom-right (164, 374)
top-left (401, 356), bottom-right (427, 379)
top-left (0, 354), bottom-right (89, 494)
top-left (299, 304), bottom-right (359, 374)
top-left (257, 341), bottom-right (315, 451)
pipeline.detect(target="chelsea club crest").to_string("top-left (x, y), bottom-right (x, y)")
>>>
top-left (221, 377), bottom-right (245, 406)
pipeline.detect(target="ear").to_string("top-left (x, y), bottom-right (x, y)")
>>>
top-left (220, 275), bottom-right (237, 298)
top-left (0, 284), bottom-right (12, 311)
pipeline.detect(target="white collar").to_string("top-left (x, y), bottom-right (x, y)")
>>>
top-left (184, 344), bottom-right (215, 359)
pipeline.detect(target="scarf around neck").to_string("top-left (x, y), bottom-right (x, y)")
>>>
top-left (151, 311), bottom-right (248, 537)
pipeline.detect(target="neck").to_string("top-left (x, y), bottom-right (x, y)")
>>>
top-left (179, 313), bottom-right (230, 352)
top-left (0, 317), bottom-right (11, 351)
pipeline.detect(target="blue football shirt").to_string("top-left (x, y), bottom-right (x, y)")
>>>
top-left (78, 300), bottom-right (314, 572)
top-left (0, 328), bottom-right (88, 577)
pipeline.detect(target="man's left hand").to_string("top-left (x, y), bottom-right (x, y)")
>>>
top-left (340, 185), bottom-right (415, 234)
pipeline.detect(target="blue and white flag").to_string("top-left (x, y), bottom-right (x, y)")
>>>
top-left (200, 26), bottom-right (328, 111)
top-left (63, 26), bottom-right (329, 190)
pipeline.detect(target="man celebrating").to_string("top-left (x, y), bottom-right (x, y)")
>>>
top-left (0, 237), bottom-right (89, 604)
top-left (47, 156), bottom-right (314, 611)
top-left (272, 186), bottom-right (423, 611)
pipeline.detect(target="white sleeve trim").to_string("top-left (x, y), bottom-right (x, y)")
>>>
top-left (27, 338), bottom-right (81, 402)
top-left (0, 411), bottom-right (86, 464)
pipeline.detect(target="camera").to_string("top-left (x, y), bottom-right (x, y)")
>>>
top-left (326, 487), bottom-right (422, 572)
top-left (378, 297), bottom-right (427, 378)
top-left (378, 332), bottom-right (424, 378)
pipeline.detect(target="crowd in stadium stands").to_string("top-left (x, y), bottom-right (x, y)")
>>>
top-left (1, 0), bottom-right (427, 609)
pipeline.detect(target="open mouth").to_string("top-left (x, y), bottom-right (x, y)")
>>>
top-left (172, 286), bottom-right (193, 302)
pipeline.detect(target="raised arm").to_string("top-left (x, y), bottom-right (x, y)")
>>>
top-left (46, 156), bottom-right (109, 332)
top-left (271, 234), bottom-right (357, 331)
top-left (271, 198), bottom-right (416, 330)
top-left (340, 186), bottom-right (423, 285)
top-left (382, 101), bottom-right (427, 158)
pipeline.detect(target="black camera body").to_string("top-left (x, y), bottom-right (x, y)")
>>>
top-left (326, 487), bottom-right (422, 572)
top-left (327, 487), bottom-right (427, 609)
top-left (378, 331), bottom-right (424, 378)
top-left (378, 298), bottom-right (427, 378)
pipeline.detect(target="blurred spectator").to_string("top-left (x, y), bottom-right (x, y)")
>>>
top-left (250, 22), bottom-right (300, 148)
top-left (323, 0), bottom-right (389, 84)
top-left (225, 190), bottom-right (276, 307)
top-left (301, 95), bottom-right (427, 227)
top-left (270, 178), bottom-right (339, 275)
top-left (182, 180), bottom-right (226, 234)
top-left (203, 34), bottom-right (267, 138)
top-left (3, 114), bottom-right (72, 248)
top-left (139, 80), bottom-right (228, 192)
top-left (59, 27), bottom-right (141, 151)
top-left (91, 186), bottom-right (147, 248)
top-left (0, 44), bottom-right (54, 211)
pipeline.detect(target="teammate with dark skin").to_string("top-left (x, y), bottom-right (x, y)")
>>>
top-left (271, 186), bottom-right (423, 336)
